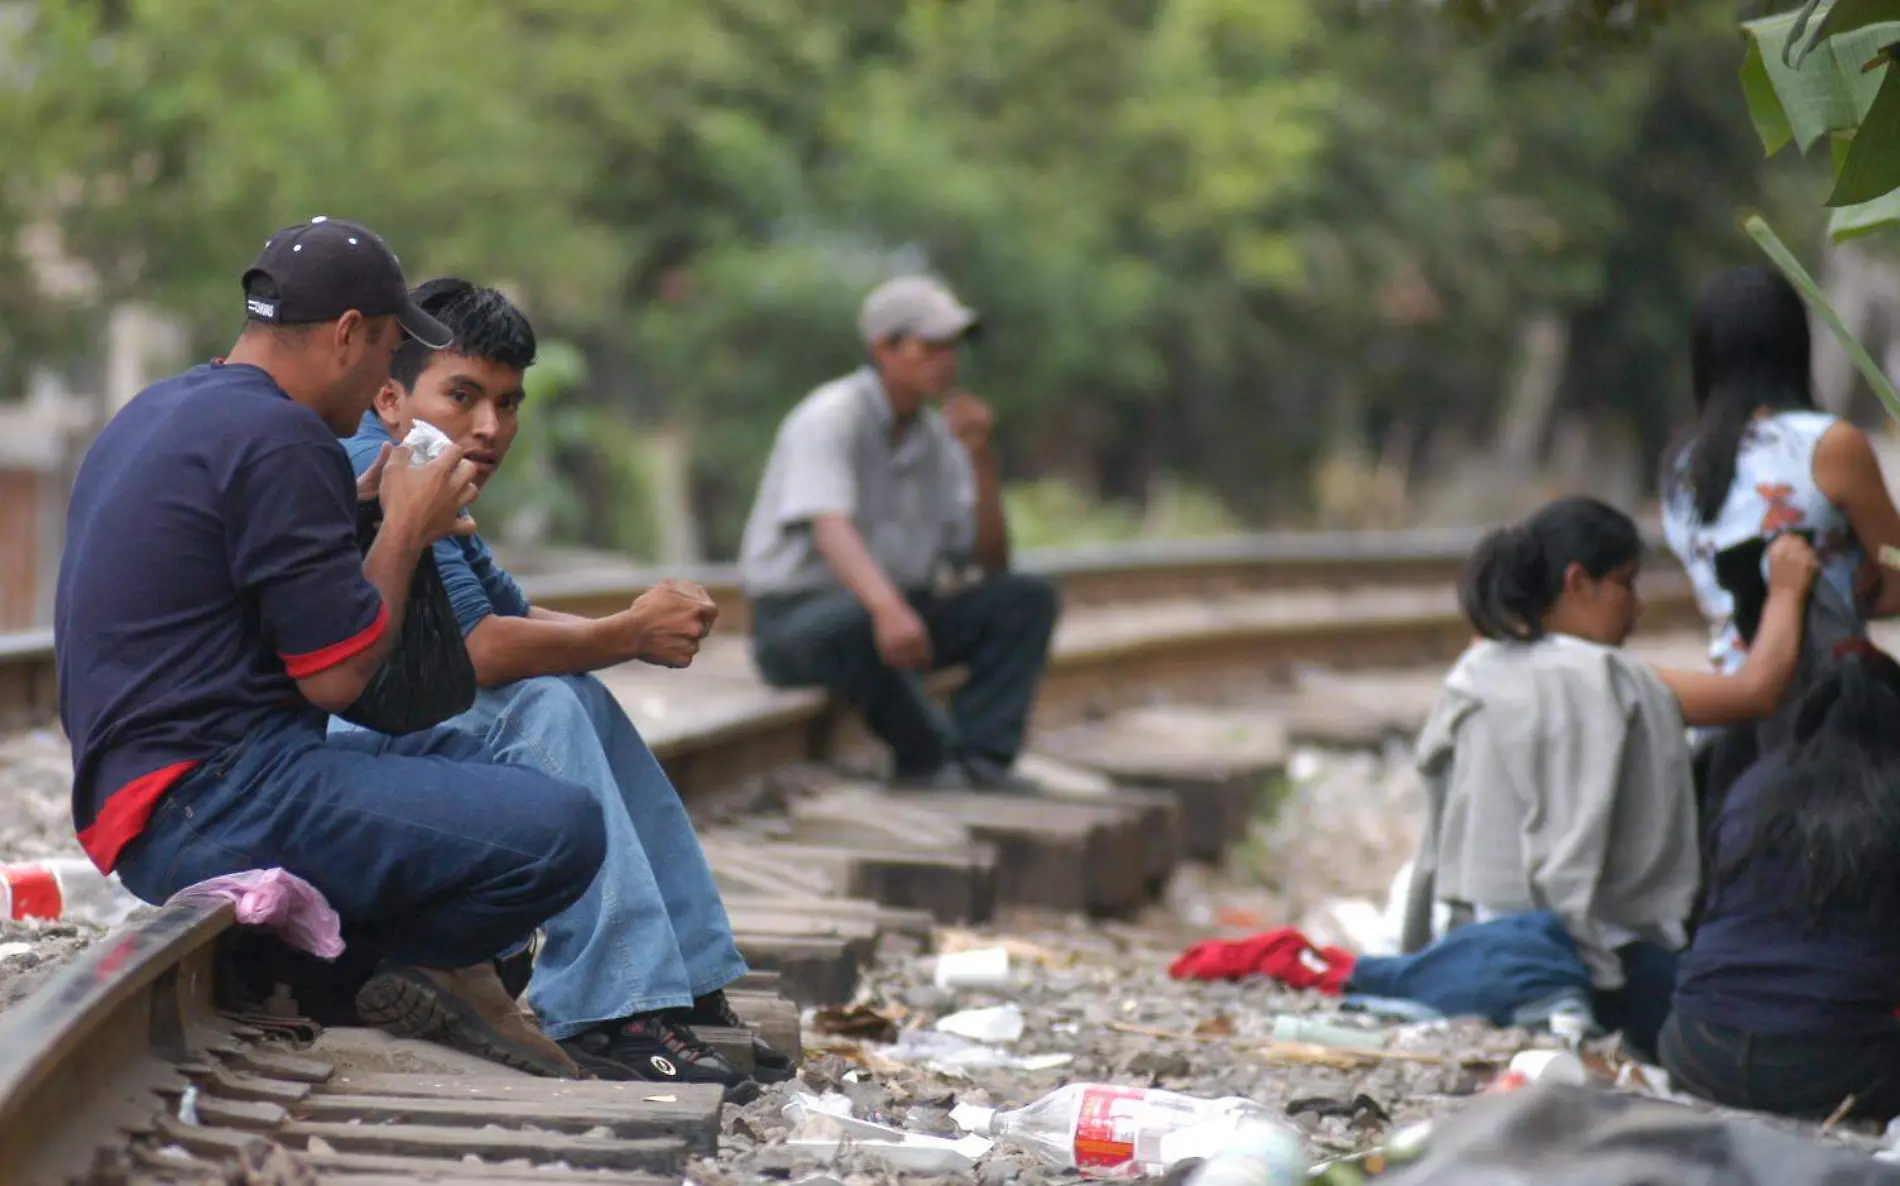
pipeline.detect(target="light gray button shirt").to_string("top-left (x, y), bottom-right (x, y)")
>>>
top-left (739, 367), bottom-right (977, 598)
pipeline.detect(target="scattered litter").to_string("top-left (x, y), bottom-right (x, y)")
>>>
top-left (1183, 1120), bottom-right (1309, 1185)
top-left (935, 1003), bottom-right (1025, 1043)
top-left (167, 868), bottom-right (344, 959)
top-left (1286, 1093), bottom-right (1391, 1132)
top-left (1, 858), bottom-right (143, 927)
top-left (644, 1094), bottom-right (678, 1103)
top-left (810, 1004), bottom-right (901, 1044)
top-left (874, 1029), bottom-right (1072, 1077)
top-left (1486, 1050), bottom-right (1588, 1095)
top-left (1270, 1014), bottom-right (1387, 1052)
top-left (933, 945), bottom-right (1012, 990)
top-left (962, 1082), bottom-right (1302, 1178)
top-left (1309, 1120), bottom-right (1434, 1184)
top-left (936, 930), bottom-right (1065, 966)
top-left (782, 1085), bottom-right (993, 1173)
top-left (0, 941), bottom-right (32, 961)
top-left (176, 1085), bottom-right (199, 1126)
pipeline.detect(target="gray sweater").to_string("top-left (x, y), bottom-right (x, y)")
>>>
top-left (1400, 635), bottom-right (1699, 988)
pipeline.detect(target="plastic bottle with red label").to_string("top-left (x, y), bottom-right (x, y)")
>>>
top-left (961, 1083), bottom-right (1297, 1179)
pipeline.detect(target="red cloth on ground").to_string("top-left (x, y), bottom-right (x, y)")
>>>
top-left (1169, 927), bottom-right (1357, 995)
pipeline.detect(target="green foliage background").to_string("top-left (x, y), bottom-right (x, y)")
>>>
top-left (0, 0), bottom-right (1831, 556)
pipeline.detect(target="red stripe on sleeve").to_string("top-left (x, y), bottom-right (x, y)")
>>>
top-left (76, 761), bottom-right (200, 874)
top-left (280, 600), bottom-right (389, 679)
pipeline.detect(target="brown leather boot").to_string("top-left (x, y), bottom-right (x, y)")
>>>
top-left (355, 960), bottom-right (580, 1078)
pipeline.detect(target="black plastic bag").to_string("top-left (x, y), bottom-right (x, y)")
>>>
top-left (332, 501), bottom-right (478, 735)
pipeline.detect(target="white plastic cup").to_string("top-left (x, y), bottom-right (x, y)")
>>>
top-left (933, 946), bottom-right (1011, 991)
top-left (1507, 1049), bottom-right (1588, 1086)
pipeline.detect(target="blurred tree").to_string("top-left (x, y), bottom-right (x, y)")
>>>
top-left (0, 0), bottom-right (1818, 554)
top-left (0, 0), bottom-right (617, 352)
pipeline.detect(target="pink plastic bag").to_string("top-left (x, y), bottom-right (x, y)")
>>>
top-left (167, 868), bottom-right (345, 960)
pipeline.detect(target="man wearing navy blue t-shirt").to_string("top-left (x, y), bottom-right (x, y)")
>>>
top-left (55, 219), bottom-right (604, 1079)
top-left (336, 278), bottom-right (789, 1098)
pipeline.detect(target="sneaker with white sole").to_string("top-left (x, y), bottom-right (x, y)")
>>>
top-left (560, 1012), bottom-right (761, 1102)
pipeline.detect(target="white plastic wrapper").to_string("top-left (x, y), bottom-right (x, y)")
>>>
top-left (398, 419), bottom-right (472, 518)
top-left (401, 418), bottom-right (456, 466)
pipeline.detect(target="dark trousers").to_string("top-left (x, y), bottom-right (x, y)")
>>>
top-left (115, 712), bottom-right (606, 970)
top-left (750, 573), bottom-right (1060, 777)
top-left (1593, 941), bottom-right (1679, 1063)
top-left (1660, 1013), bottom-right (1900, 1121)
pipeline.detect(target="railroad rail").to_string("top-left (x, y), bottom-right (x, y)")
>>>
top-left (0, 529), bottom-right (1703, 1184)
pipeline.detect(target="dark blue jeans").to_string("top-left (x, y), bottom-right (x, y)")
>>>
top-left (751, 573), bottom-right (1060, 777)
top-left (1660, 1013), bottom-right (1900, 1121)
top-left (115, 712), bottom-right (605, 970)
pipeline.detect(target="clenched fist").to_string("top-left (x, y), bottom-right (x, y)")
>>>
top-left (625, 579), bottom-right (719, 669)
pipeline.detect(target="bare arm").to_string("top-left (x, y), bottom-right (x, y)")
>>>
top-left (1651, 535), bottom-right (1819, 726)
top-left (812, 515), bottom-right (908, 617)
top-left (1814, 421), bottom-right (1900, 617)
top-left (464, 581), bottom-right (717, 687)
top-left (464, 612), bottom-right (635, 687)
top-left (968, 444), bottom-right (1009, 574)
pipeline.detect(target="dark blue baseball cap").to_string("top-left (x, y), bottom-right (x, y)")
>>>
top-left (242, 217), bottom-right (452, 348)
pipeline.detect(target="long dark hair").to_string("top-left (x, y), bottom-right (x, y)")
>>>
top-left (1459, 496), bottom-right (1645, 642)
top-left (1668, 266), bottom-right (1816, 525)
top-left (1723, 642), bottom-right (1900, 928)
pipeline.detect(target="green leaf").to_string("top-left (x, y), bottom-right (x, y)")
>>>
top-left (1745, 214), bottom-right (1900, 423)
top-left (1744, 12), bottom-right (1858, 150)
top-left (1829, 68), bottom-right (1900, 203)
top-left (1798, 0), bottom-right (1900, 65)
top-left (1743, 11), bottom-right (1900, 152)
top-left (1741, 39), bottom-right (1796, 154)
top-left (1828, 186), bottom-right (1900, 238)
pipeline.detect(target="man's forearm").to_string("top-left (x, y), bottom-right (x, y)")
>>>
top-left (969, 449), bottom-right (1009, 573)
top-left (812, 515), bottom-right (908, 613)
top-left (466, 611), bottom-right (634, 687)
top-left (294, 518), bottom-right (423, 710)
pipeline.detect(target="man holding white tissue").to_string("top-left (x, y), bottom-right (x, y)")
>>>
top-left (62, 219), bottom-right (607, 1083)
top-left (337, 278), bottom-right (787, 1099)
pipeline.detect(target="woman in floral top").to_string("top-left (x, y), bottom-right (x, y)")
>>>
top-left (1661, 266), bottom-right (1900, 674)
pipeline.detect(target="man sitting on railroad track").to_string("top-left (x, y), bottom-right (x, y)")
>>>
top-left (338, 278), bottom-right (791, 1096)
top-left (737, 275), bottom-right (1061, 791)
top-left (56, 218), bottom-right (607, 1082)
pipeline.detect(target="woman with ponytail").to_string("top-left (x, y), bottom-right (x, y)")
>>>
top-left (1662, 643), bottom-right (1900, 1120)
top-left (1402, 496), bottom-right (1816, 1056)
top-left (1662, 265), bottom-right (1900, 674)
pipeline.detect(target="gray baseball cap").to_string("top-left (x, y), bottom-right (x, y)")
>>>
top-left (857, 275), bottom-right (981, 345)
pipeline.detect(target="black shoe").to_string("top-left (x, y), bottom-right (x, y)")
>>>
top-left (681, 989), bottom-right (798, 1084)
top-left (559, 1012), bottom-right (761, 1102)
top-left (960, 754), bottom-right (1042, 794)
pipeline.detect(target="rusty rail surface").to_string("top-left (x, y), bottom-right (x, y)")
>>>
top-left (0, 900), bottom-right (233, 1184)
top-left (0, 530), bottom-right (1703, 1184)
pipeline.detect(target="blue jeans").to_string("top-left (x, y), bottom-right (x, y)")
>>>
top-left (115, 712), bottom-right (605, 970)
top-left (333, 674), bottom-right (748, 1040)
